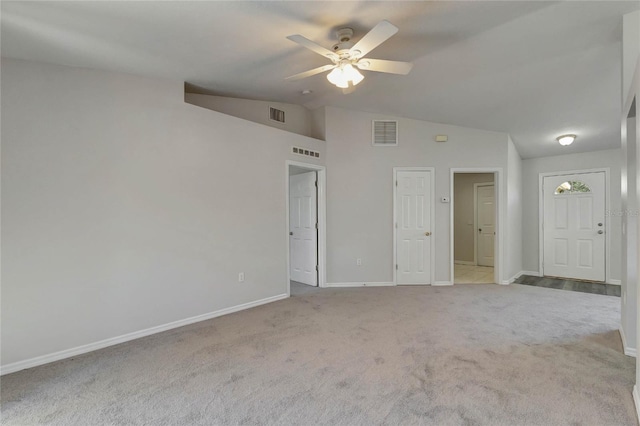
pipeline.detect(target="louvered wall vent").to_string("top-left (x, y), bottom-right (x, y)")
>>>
top-left (292, 146), bottom-right (320, 158)
top-left (372, 120), bottom-right (398, 146)
top-left (269, 107), bottom-right (285, 123)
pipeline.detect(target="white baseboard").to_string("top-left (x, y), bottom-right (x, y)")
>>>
top-left (325, 282), bottom-right (394, 288)
top-left (454, 260), bottom-right (475, 266)
top-left (500, 271), bottom-right (525, 285)
top-left (521, 270), bottom-right (541, 277)
top-left (607, 279), bottom-right (621, 286)
top-left (634, 385), bottom-right (640, 424)
top-left (0, 293), bottom-right (288, 376)
top-left (619, 326), bottom-right (637, 358)
top-left (433, 281), bottom-right (453, 286)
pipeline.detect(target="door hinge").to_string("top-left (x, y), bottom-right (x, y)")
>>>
top-left (316, 265), bottom-right (318, 271)
top-left (395, 180), bottom-right (398, 187)
top-left (395, 222), bottom-right (398, 229)
top-left (315, 223), bottom-right (318, 229)
top-left (315, 181), bottom-right (318, 187)
top-left (395, 264), bottom-right (398, 270)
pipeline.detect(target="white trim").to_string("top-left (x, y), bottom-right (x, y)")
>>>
top-left (538, 168), bottom-right (611, 283)
top-left (502, 270), bottom-right (525, 285)
top-left (450, 168), bottom-right (504, 286)
top-left (325, 282), bottom-right (394, 288)
top-left (285, 160), bottom-right (327, 295)
top-left (633, 385), bottom-right (640, 424)
top-left (474, 181), bottom-right (495, 268)
top-left (433, 281), bottom-right (453, 286)
top-left (454, 260), bottom-right (475, 266)
top-left (393, 167), bottom-right (436, 286)
top-left (620, 326), bottom-right (637, 358)
top-left (521, 270), bottom-right (542, 277)
top-left (0, 293), bottom-right (288, 376)
top-left (607, 279), bottom-right (621, 286)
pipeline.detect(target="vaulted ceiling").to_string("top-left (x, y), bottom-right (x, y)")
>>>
top-left (2, 1), bottom-right (638, 158)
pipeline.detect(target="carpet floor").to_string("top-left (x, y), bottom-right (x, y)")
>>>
top-left (1, 284), bottom-right (636, 425)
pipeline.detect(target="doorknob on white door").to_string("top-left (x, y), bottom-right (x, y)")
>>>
top-left (424, 232), bottom-right (431, 236)
top-left (289, 232), bottom-right (293, 235)
top-left (598, 230), bottom-right (603, 234)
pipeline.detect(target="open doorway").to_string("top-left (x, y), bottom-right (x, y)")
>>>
top-left (286, 161), bottom-right (326, 297)
top-left (452, 172), bottom-right (497, 284)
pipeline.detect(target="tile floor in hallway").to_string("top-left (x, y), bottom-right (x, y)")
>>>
top-left (454, 263), bottom-right (495, 284)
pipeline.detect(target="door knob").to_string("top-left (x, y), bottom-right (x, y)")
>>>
top-left (425, 232), bottom-right (431, 236)
top-left (598, 230), bottom-right (603, 234)
top-left (598, 223), bottom-right (603, 227)
top-left (478, 228), bottom-right (482, 232)
top-left (289, 232), bottom-right (293, 235)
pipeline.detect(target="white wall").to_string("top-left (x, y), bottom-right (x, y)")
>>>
top-left (506, 137), bottom-right (523, 281)
top-left (323, 106), bottom-right (512, 285)
top-left (521, 149), bottom-right (622, 282)
top-left (1, 59), bottom-right (325, 368)
top-left (453, 173), bottom-right (494, 263)
top-left (185, 93), bottom-right (316, 140)
top-left (623, 11), bottom-right (640, 103)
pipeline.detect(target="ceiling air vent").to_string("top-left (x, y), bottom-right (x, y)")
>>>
top-left (269, 107), bottom-right (285, 123)
top-left (372, 120), bottom-right (398, 146)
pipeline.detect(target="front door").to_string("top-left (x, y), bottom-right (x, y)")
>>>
top-left (289, 171), bottom-right (318, 286)
top-left (476, 184), bottom-right (495, 267)
top-left (396, 170), bottom-right (433, 285)
top-left (543, 172), bottom-right (606, 281)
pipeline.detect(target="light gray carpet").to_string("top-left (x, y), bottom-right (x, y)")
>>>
top-left (1, 284), bottom-right (636, 425)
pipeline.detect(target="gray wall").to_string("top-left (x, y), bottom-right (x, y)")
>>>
top-left (453, 173), bottom-right (495, 263)
top-left (1, 59), bottom-right (325, 367)
top-left (323, 106), bottom-right (514, 284)
top-left (185, 93), bottom-right (317, 140)
top-left (521, 149), bottom-right (622, 282)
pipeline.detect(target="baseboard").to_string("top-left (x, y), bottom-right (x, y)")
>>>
top-left (0, 293), bottom-right (288, 376)
top-left (500, 271), bottom-right (525, 285)
top-left (454, 260), bottom-right (475, 266)
top-left (607, 279), bottom-right (621, 286)
top-left (433, 281), bottom-right (453, 286)
top-left (325, 282), bottom-right (394, 288)
top-left (521, 270), bottom-right (541, 277)
top-left (634, 385), bottom-right (640, 424)
top-left (619, 326), bottom-right (637, 358)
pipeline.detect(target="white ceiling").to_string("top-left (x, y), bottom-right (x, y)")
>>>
top-left (2, 1), bottom-right (638, 158)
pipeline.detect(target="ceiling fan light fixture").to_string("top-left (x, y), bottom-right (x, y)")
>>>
top-left (327, 63), bottom-right (364, 88)
top-left (556, 134), bottom-right (576, 146)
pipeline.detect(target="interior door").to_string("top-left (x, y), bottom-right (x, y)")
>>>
top-left (476, 184), bottom-right (495, 267)
top-left (543, 172), bottom-right (605, 281)
top-left (289, 171), bottom-right (318, 286)
top-left (396, 170), bottom-right (432, 285)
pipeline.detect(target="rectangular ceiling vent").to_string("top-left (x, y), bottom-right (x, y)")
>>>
top-left (269, 107), bottom-right (285, 123)
top-left (372, 120), bottom-right (398, 146)
top-left (292, 146), bottom-right (320, 158)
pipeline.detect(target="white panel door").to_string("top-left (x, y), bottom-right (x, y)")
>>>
top-left (289, 172), bottom-right (318, 286)
top-left (396, 170), bottom-right (432, 285)
top-left (543, 172), bottom-right (605, 281)
top-left (476, 184), bottom-right (495, 267)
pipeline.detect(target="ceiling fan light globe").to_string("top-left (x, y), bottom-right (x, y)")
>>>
top-left (556, 134), bottom-right (576, 146)
top-left (326, 67), bottom-right (343, 86)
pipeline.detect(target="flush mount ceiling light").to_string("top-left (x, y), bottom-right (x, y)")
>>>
top-left (556, 134), bottom-right (576, 146)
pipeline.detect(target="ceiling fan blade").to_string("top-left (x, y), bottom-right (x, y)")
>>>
top-left (287, 35), bottom-right (338, 60)
top-left (285, 64), bottom-right (336, 81)
top-left (356, 59), bottom-right (413, 75)
top-left (350, 20), bottom-right (398, 58)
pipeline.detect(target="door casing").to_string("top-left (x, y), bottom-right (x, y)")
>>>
top-left (286, 160), bottom-right (327, 296)
top-left (393, 167), bottom-right (435, 286)
top-left (475, 182), bottom-right (495, 267)
top-left (538, 168), bottom-right (611, 283)
top-left (450, 168), bottom-right (504, 285)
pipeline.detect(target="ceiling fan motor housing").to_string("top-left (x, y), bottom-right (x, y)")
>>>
top-left (332, 28), bottom-right (356, 56)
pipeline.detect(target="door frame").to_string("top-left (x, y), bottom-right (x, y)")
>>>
top-left (538, 168), bottom-right (611, 283)
top-left (450, 168), bottom-right (504, 285)
top-left (393, 167), bottom-right (436, 286)
top-left (474, 182), bottom-right (495, 267)
top-left (286, 160), bottom-right (327, 296)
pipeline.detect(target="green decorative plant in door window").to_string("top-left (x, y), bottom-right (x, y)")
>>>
top-left (554, 181), bottom-right (591, 195)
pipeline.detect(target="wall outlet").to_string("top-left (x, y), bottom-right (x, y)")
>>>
top-left (238, 272), bottom-right (245, 282)
top-left (356, 258), bottom-right (362, 266)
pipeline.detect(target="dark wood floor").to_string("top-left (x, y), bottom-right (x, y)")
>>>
top-left (514, 275), bottom-right (620, 297)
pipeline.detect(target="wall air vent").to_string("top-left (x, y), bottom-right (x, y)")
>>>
top-left (269, 107), bottom-right (285, 123)
top-left (372, 120), bottom-right (398, 146)
top-left (292, 146), bottom-right (320, 158)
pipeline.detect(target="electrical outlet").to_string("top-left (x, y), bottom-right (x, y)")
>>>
top-left (356, 258), bottom-right (362, 266)
top-left (238, 272), bottom-right (245, 282)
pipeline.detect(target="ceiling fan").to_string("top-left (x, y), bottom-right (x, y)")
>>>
top-left (285, 20), bottom-right (413, 93)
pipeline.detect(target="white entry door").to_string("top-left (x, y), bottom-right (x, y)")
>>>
top-left (396, 170), bottom-right (433, 285)
top-left (476, 184), bottom-right (495, 267)
top-left (289, 171), bottom-right (318, 286)
top-left (543, 172), bottom-right (605, 281)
